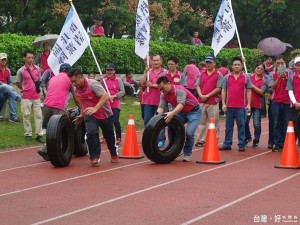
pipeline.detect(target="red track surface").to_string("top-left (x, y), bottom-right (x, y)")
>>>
top-left (0, 118), bottom-right (299, 225)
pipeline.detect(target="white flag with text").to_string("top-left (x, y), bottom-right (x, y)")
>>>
top-left (48, 4), bottom-right (90, 75)
top-left (211, 0), bottom-right (236, 56)
top-left (135, 0), bottom-right (150, 59)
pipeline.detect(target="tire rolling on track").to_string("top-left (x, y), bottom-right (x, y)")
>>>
top-left (142, 114), bottom-right (185, 164)
top-left (46, 114), bottom-right (74, 167)
top-left (69, 108), bottom-right (88, 157)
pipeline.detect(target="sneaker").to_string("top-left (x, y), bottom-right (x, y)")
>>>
top-left (252, 141), bottom-right (259, 148)
top-left (116, 138), bottom-right (121, 145)
top-left (182, 156), bottom-right (191, 162)
top-left (158, 141), bottom-right (165, 148)
top-left (272, 146), bottom-right (280, 152)
top-left (42, 129), bottom-right (47, 135)
top-left (111, 155), bottom-right (119, 163)
top-left (25, 136), bottom-right (32, 141)
top-left (238, 146), bottom-right (245, 151)
top-left (268, 144), bottom-right (273, 149)
top-left (195, 141), bottom-right (205, 147)
top-left (0, 115), bottom-right (3, 120)
top-left (35, 136), bottom-right (45, 143)
top-left (90, 158), bottom-right (100, 165)
top-left (219, 145), bottom-right (231, 151)
top-left (100, 137), bottom-right (106, 144)
top-left (244, 138), bottom-right (252, 146)
top-left (9, 118), bottom-right (21, 123)
top-left (37, 145), bottom-right (49, 161)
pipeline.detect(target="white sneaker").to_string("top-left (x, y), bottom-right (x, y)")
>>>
top-left (42, 129), bottom-right (47, 135)
top-left (182, 156), bottom-right (191, 162)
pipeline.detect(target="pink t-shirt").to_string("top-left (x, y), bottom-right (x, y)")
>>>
top-left (43, 72), bottom-right (73, 111)
top-left (40, 52), bottom-right (50, 75)
top-left (185, 64), bottom-right (200, 89)
top-left (222, 72), bottom-right (252, 108)
top-left (0, 67), bottom-right (9, 84)
top-left (102, 76), bottom-right (122, 109)
top-left (142, 67), bottom-right (165, 105)
top-left (16, 64), bottom-right (41, 100)
top-left (75, 78), bottom-right (112, 119)
top-left (249, 74), bottom-right (266, 109)
top-left (94, 25), bottom-right (105, 37)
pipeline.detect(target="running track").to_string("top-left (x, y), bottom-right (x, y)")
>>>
top-left (0, 118), bottom-right (299, 225)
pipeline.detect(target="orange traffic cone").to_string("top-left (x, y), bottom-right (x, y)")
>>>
top-left (119, 115), bottom-right (144, 159)
top-left (275, 121), bottom-right (300, 169)
top-left (196, 118), bottom-right (226, 164)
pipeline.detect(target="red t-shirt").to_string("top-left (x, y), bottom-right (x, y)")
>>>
top-left (222, 72), bottom-right (252, 108)
top-left (270, 69), bottom-right (290, 104)
top-left (196, 69), bottom-right (223, 105)
top-left (0, 67), bottom-right (10, 84)
top-left (249, 74), bottom-right (266, 109)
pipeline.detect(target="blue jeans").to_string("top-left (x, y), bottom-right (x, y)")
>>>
top-left (223, 107), bottom-right (246, 147)
top-left (176, 107), bottom-right (202, 156)
top-left (0, 93), bottom-right (5, 111)
top-left (0, 85), bottom-right (21, 120)
top-left (268, 100), bottom-right (274, 145)
top-left (245, 107), bottom-right (261, 143)
top-left (112, 108), bottom-right (121, 139)
top-left (143, 104), bottom-right (158, 127)
top-left (272, 101), bottom-right (290, 147)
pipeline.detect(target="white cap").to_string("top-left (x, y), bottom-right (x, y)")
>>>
top-left (294, 56), bottom-right (300, 64)
top-left (0, 53), bottom-right (7, 60)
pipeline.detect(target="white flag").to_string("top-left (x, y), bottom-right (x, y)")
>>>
top-left (211, 0), bottom-right (236, 56)
top-left (135, 0), bottom-right (150, 59)
top-left (48, 3), bottom-right (90, 75)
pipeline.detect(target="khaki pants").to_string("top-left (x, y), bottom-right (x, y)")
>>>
top-left (196, 103), bottom-right (220, 143)
top-left (21, 99), bottom-right (43, 137)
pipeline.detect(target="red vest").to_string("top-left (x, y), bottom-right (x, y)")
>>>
top-left (75, 79), bottom-right (112, 119)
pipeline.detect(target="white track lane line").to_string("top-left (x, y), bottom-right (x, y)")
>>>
top-left (31, 151), bottom-right (271, 225)
top-left (0, 127), bottom-right (269, 173)
top-left (1, 120), bottom-right (269, 153)
top-left (182, 171), bottom-right (300, 225)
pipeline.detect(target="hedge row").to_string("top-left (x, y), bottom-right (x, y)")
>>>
top-left (0, 33), bottom-right (264, 74)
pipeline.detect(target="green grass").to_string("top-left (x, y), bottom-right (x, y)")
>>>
top-left (0, 96), bottom-right (144, 150)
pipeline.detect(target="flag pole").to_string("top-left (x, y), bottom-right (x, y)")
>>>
top-left (229, 0), bottom-right (248, 74)
top-left (147, 53), bottom-right (149, 92)
top-left (69, 0), bottom-right (111, 97)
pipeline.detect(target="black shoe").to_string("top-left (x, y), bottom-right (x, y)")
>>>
top-left (35, 136), bottom-right (45, 143)
top-left (25, 136), bottom-right (32, 141)
top-left (245, 138), bottom-right (252, 146)
top-left (272, 146), bottom-right (280, 152)
top-left (252, 141), bottom-right (259, 148)
top-left (37, 145), bottom-right (49, 161)
top-left (239, 146), bottom-right (245, 151)
top-left (219, 145), bottom-right (231, 151)
top-left (195, 141), bottom-right (205, 147)
top-left (268, 144), bottom-right (273, 149)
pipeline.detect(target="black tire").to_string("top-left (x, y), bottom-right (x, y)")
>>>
top-left (46, 114), bottom-right (74, 167)
top-left (69, 108), bottom-right (88, 157)
top-left (142, 114), bottom-right (185, 164)
top-left (73, 122), bottom-right (88, 157)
